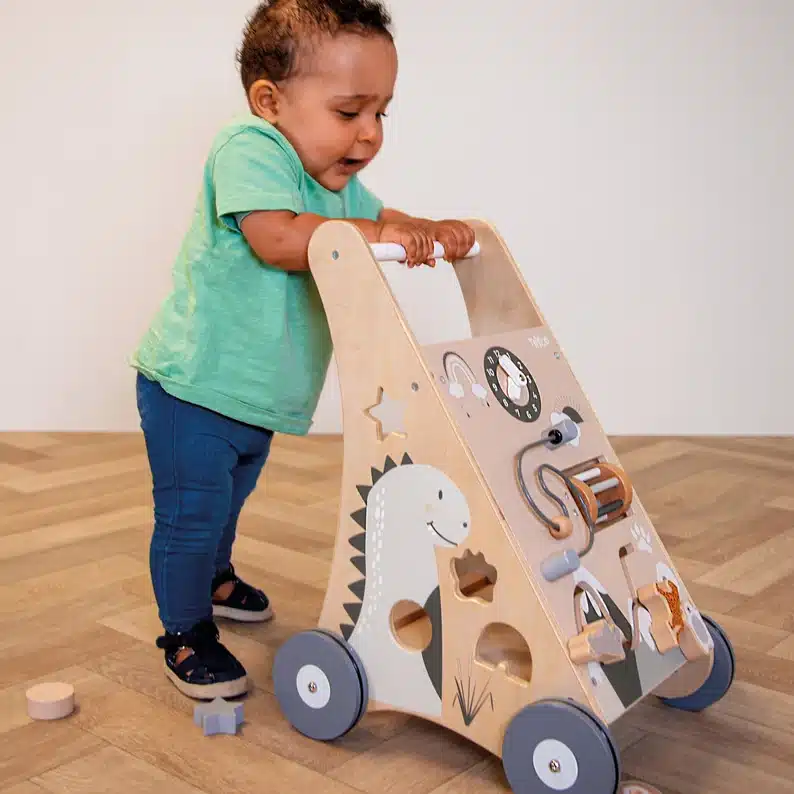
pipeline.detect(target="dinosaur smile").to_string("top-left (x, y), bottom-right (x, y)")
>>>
top-left (427, 521), bottom-right (457, 547)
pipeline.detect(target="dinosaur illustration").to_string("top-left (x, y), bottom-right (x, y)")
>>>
top-left (341, 453), bottom-right (471, 718)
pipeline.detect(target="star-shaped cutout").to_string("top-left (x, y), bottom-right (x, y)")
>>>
top-left (193, 697), bottom-right (244, 735)
top-left (364, 387), bottom-right (408, 441)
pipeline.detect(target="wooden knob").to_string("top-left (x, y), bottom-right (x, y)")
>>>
top-left (549, 515), bottom-right (573, 540)
top-left (620, 783), bottom-right (662, 794)
top-left (26, 682), bottom-right (75, 721)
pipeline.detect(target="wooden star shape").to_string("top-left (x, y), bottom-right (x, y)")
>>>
top-left (364, 387), bottom-right (408, 441)
top-left (193, 697), bottom-right (244, 735)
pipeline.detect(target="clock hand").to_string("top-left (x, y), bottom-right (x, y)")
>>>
top-left (498, 353), bottom-right (527, 387)
top-left (507, 377), bottom-right (522, 402)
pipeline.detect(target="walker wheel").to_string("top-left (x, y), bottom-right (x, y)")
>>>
top-left (272, 628), bottom-right (368, 741)
top-left (659, 615), bottom-right (735, 712)
top-left (501, 698), bottom-right (621, 794)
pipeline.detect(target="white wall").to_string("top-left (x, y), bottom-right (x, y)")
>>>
top-left (2, 0), bottom-right (791, 434)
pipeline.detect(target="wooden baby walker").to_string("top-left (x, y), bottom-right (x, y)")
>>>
top-left (272, 219), bottom-right (736, 793)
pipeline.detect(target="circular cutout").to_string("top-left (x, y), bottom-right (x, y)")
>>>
top-left (390, 599), bottom-right (432, 652)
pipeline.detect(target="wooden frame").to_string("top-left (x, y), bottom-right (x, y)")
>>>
top-left (302, 218), bottom-right (715, 760)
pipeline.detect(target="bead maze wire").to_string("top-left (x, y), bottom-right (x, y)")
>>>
top-left (514, 428), bottom-right (597, 560)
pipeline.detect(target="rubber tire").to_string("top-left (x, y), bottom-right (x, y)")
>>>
top-left (659, 615), bottom-right (735, 712)
top-left (501, 698), bottom-right (621, 794)
top-left (272, 629), bottom-right (368, 741)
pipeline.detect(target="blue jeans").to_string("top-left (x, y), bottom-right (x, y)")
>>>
top-left (136, 373), bottom-right (273, 634)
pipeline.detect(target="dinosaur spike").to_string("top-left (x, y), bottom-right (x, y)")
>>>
top-left (340, 624), bottom-right (354, 641)
top-left (357, 484), bottom-right (371, 503)
top-left (349, 533), bottom-right (366, 554)
top-left (351, 555), bottom-right (366, 574)
top-left (370, 467), bottom-right (382, 484)
top-left (383, 455), bottom-right (397, 472)
top-left (344, 602), bottom-right (362, 622)
top-left (350, 508), bottom-right (366, 529)
top-left (348, 578), bottom-right (366, 599)
top-left (401, 452), bottom-right (413, 465)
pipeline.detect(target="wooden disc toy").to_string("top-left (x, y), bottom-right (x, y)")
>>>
top-left (272, 220), bottom-right (736, 793)
top-left (620, 782), bottom-right (663, 794)
top-left (26, 682), bottom-right (75, 720)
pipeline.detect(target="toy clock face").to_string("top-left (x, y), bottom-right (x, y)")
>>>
top-left (483, 346), bottom-right (541, 422)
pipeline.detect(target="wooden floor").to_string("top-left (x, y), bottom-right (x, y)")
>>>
top-left (1, 432), bottom-right (793, 794)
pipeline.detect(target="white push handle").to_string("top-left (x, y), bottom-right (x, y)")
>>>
top-left (370, 240), bottom-right (480, 262)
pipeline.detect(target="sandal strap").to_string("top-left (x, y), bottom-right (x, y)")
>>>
top-left (155, 618), bottom-right (220, 653)
top-left (211, 564), bottom-right (239, 591)
top-left (212, 565), bottom-right (268, 607)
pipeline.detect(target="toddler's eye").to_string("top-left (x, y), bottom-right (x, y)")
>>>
top-left (337, 110), bottom-right (357, 119)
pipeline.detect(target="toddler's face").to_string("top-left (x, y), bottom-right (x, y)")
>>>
top-left (254, 32), bottom-right (397, 192)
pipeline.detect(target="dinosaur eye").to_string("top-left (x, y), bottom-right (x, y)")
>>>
top-left (438, 490), bottom-right (443, 500)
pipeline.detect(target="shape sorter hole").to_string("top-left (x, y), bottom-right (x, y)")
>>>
top-left (452, 550), bottom-right (498, 603)
top-left (390, 600), bottom-right (432, 652)
top-left (475, 623), bottom-right (532, 684)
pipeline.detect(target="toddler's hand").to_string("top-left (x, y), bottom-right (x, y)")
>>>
top-left (428, 220), bottom-right (476, 262)
top-left (378, 222), bottom-right (436, 268)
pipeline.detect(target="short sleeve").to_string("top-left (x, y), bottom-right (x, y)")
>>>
top-left (212, 127), bottom-right (304, 230)
top-left (347, 176), bottom-right (384, 221)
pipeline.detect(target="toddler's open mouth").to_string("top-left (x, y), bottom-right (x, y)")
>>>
top-left (338, 156), bottom-right (367, 171)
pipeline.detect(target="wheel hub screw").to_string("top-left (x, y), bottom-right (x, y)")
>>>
top-left (549, 759), bottom-right (561, 774)
top-left (308, 681), bottom-right (318, 694)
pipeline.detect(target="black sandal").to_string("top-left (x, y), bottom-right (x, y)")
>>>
top-left (156, 618), bottom-right (248, 700)
top-left (211, 564), bottom-right (273, 623)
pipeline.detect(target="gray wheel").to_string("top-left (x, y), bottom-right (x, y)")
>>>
top-left (273, 629), bottom-right (367, 741)
top-left (502, 699), bottom-right (621, 793)
top-left (659, 615), bottom-right (735, 712)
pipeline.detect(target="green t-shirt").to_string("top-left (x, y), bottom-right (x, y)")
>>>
top-left (131, 114), bottom-right (383, 434)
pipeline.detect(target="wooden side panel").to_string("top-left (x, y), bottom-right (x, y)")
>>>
top-left (426, 220), bottom-right (713, 721)
top-left (307, 221), bottom-right (592, 757)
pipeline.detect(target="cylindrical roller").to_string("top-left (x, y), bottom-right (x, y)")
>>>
top-left (26, 682), bottom-right (75, 720)
top-left (597, 499), bottom-right (623, 518)
top-left (574, 467), bottom-right (601, 483)
top-left (591, 476), bottom-right (620, 495)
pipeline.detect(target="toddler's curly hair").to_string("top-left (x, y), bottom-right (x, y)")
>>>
top-left (237, 0), bottom-right (394, 91)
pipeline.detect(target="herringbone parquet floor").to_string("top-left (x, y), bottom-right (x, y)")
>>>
top-left (1, 432), bottom-right (793, 794)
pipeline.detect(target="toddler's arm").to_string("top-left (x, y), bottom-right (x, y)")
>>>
top-left (241, 209), bottom-right (445, 270)
top-left (240, 208), bottom-right (474, 271)
top-left (240, 211), bottom-right (380, 270)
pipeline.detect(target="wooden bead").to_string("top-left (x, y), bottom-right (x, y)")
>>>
top-left (549, 515), bottom-right (573, 540)
top-left (26, 682), bottom-right (75, 721)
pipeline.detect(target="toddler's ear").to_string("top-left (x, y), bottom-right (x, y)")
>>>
top-left (249, 79), bottom-right (280, 124)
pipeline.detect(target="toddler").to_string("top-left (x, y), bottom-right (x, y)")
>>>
top-left (131, 0), bottom-right (475, 700)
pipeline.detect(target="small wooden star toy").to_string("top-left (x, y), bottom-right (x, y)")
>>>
top-left (193, 697), bottom-right (244, 736)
